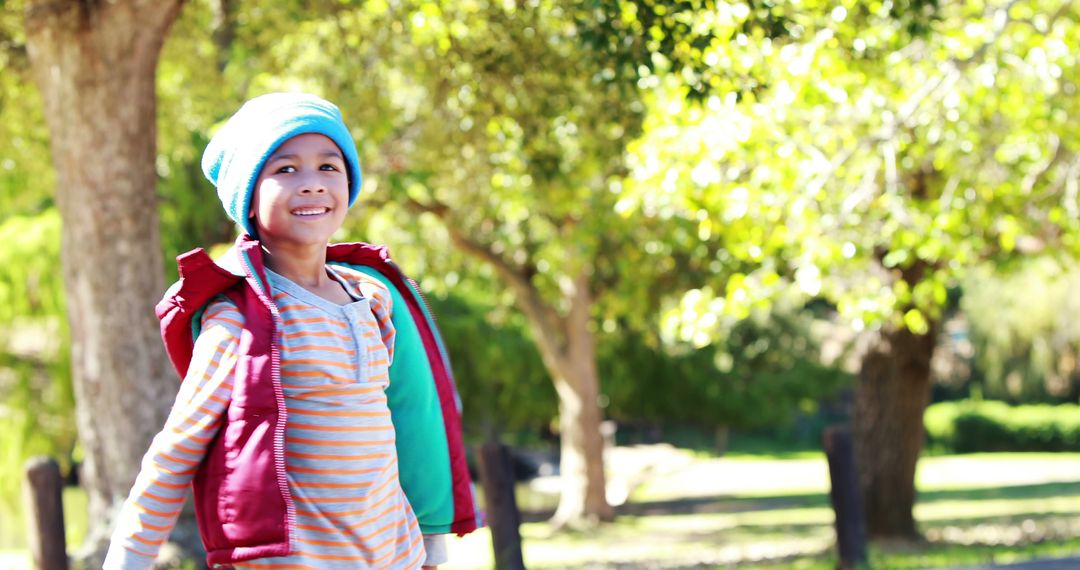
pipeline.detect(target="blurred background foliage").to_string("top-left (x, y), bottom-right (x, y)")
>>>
top-left (1, 0), bottom-right (1079, 546)
top-left (961, 259), bottom-right (1080, 403)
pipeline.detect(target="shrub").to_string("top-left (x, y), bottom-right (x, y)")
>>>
top-left (925, 400), bottom-right (1080, 453)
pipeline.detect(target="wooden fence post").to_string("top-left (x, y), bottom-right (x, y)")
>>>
top-left (23, 456), bottom-right (69, 570)
top-left (477, 442), bottom-right (526, 570)
top-left (822, 426), bottom-right (868, 570)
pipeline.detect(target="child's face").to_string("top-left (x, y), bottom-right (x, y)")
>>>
top-left (250, 133), bottom-right (350, 248)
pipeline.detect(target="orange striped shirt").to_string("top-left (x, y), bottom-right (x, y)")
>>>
top-left (105, 265), bottom-right (433, 569)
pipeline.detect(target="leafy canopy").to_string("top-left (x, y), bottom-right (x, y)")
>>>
top-left (621, 0), bottom-right (1080, 344)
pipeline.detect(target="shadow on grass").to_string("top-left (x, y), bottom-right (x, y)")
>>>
top-left (507, 476), bottom-right (1080, 570)
top-left (918, 481), bottom-right (1080, 503)
top-left (922, 511), bottom-right (1080, 530)
top-left (517, 496), bottom-right (812, 522)
top-left (519, 480), bottom-right (1080, 523)
top-left (512, 481), bottom-right (1080, 570)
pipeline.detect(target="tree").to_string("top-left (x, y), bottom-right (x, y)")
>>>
top-left (622, 0), bottom-right (1080, 539)
top-left (23, 0), bottom-right (199, 563)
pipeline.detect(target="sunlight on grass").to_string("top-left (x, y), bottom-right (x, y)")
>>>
top-left (0, 551), bottom-right (30, 570)
top-left (737, 538), bottom-right (1080, 570)
top-left (917, 454), bottom-right (1080, 490)
top-left (1, 486), bottom-right (91, 568)
top-left (8, 451), bottom-right (1080, 569)
top-left (442, 451), bottom-right (1080, 569)
top-left (918, 495), bottom-right (1080, 523)
top-left (631, 456), bottom-right (831, 502)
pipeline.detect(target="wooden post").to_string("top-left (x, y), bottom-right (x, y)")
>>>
top-left (823, 426), bottom-right (868, 570)
top-left (23, 456), bottom-right (69, 570)
top-left (477, 442), bottom-right (526, 570)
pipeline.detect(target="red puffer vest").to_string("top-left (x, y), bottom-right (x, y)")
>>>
top-left (155, 236), bottom-right (477, 567)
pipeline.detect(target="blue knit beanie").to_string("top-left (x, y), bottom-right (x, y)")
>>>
top-left (201, 92), bottom-right (363, 237)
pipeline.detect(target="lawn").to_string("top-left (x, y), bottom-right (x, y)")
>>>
top-left (0, 486), bottom-right (86, 570)
top-left (4, 449), bottom-right (1080, 569)
top-left (440, 448), bottom-right (1080, 569)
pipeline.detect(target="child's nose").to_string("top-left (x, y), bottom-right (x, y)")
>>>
top-left (299, 173), bottom-right (327, 193)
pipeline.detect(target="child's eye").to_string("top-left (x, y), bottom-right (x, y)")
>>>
top-left (320, 164), bottom-right (339, 171)
top-left (277, 165), bottom-right (296, 174)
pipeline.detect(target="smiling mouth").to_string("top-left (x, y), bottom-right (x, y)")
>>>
top-left (292, 207), bottom-right (330, 216)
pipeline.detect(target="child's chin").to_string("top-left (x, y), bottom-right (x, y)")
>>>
top-left (263, 231), bottom-right (337, 246)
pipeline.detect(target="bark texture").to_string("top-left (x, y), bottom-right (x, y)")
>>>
top-left (24, 0), bottom-right (198, 565)
top-left (544, 270), bottom-right (613, 526)
top-left (852, 320), bottom-right (937, 540)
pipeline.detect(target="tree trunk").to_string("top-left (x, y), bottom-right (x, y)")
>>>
top-left (501, 267), bottom-right (611, 527)
top-left (24, 1), bottom-right (199, 566)
top-left (852, 320), bottom-right (937, 540)
top-left (504, 266), bottom-right (612, 526)
top-left (430, 206), bottom-right (614, 526)
top-left (547, 290), bottom-right (612, 527)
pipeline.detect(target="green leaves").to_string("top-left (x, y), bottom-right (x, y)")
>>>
top-left (0, 211), bottom-right (63, 323)
top-left (622, 0), bottom-right (1080, 336)
top-left (0, 211), bottom-right (74, 516)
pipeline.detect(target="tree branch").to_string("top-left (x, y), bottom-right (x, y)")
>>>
top-left (1012, 0), bottom-right (1076, 32)
top-left (403, 196), bottom-right (570, 359)
top-left (1062, 156), bottom-right (1080, 220)
top-left (810, 0), bottom-right (1025, 234)
top-left (210, 0), bottom-right (235, 73)
top-left (875, 0), bottom-right (1019, 145)
top-left (1021, 135), bottom-right (1064, 195)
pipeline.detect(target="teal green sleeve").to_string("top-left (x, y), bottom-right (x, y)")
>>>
top-left (349, 265), bottom-right (455, 533)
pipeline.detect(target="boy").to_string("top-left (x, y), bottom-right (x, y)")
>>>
top-left (105, 93), bottom-right (477, 569)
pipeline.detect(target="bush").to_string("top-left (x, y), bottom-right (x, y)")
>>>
top-left (925, 400), bottom-right (1080, 453)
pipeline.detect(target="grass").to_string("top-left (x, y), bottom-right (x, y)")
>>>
top-left (5, 450), bottom-right (1080, 569)
top-left (440, 449), bottom-right (1080, 569)
top-left (0, 486), bottom-right (88, 551)
top-left (736, 538), bottom-right (1080, 570)
top-left (0, 551), bottom-right (30, 570)
top-left (0, 486), bottom-right (86, 570)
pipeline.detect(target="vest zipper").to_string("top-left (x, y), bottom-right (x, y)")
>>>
top-left (241, 249), bottom-right (296, 552)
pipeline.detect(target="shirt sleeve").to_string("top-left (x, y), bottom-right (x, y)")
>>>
top-left (422, 533), bottom-right (448, 566)
top-left (103, 297), bottom-right (243, 569)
